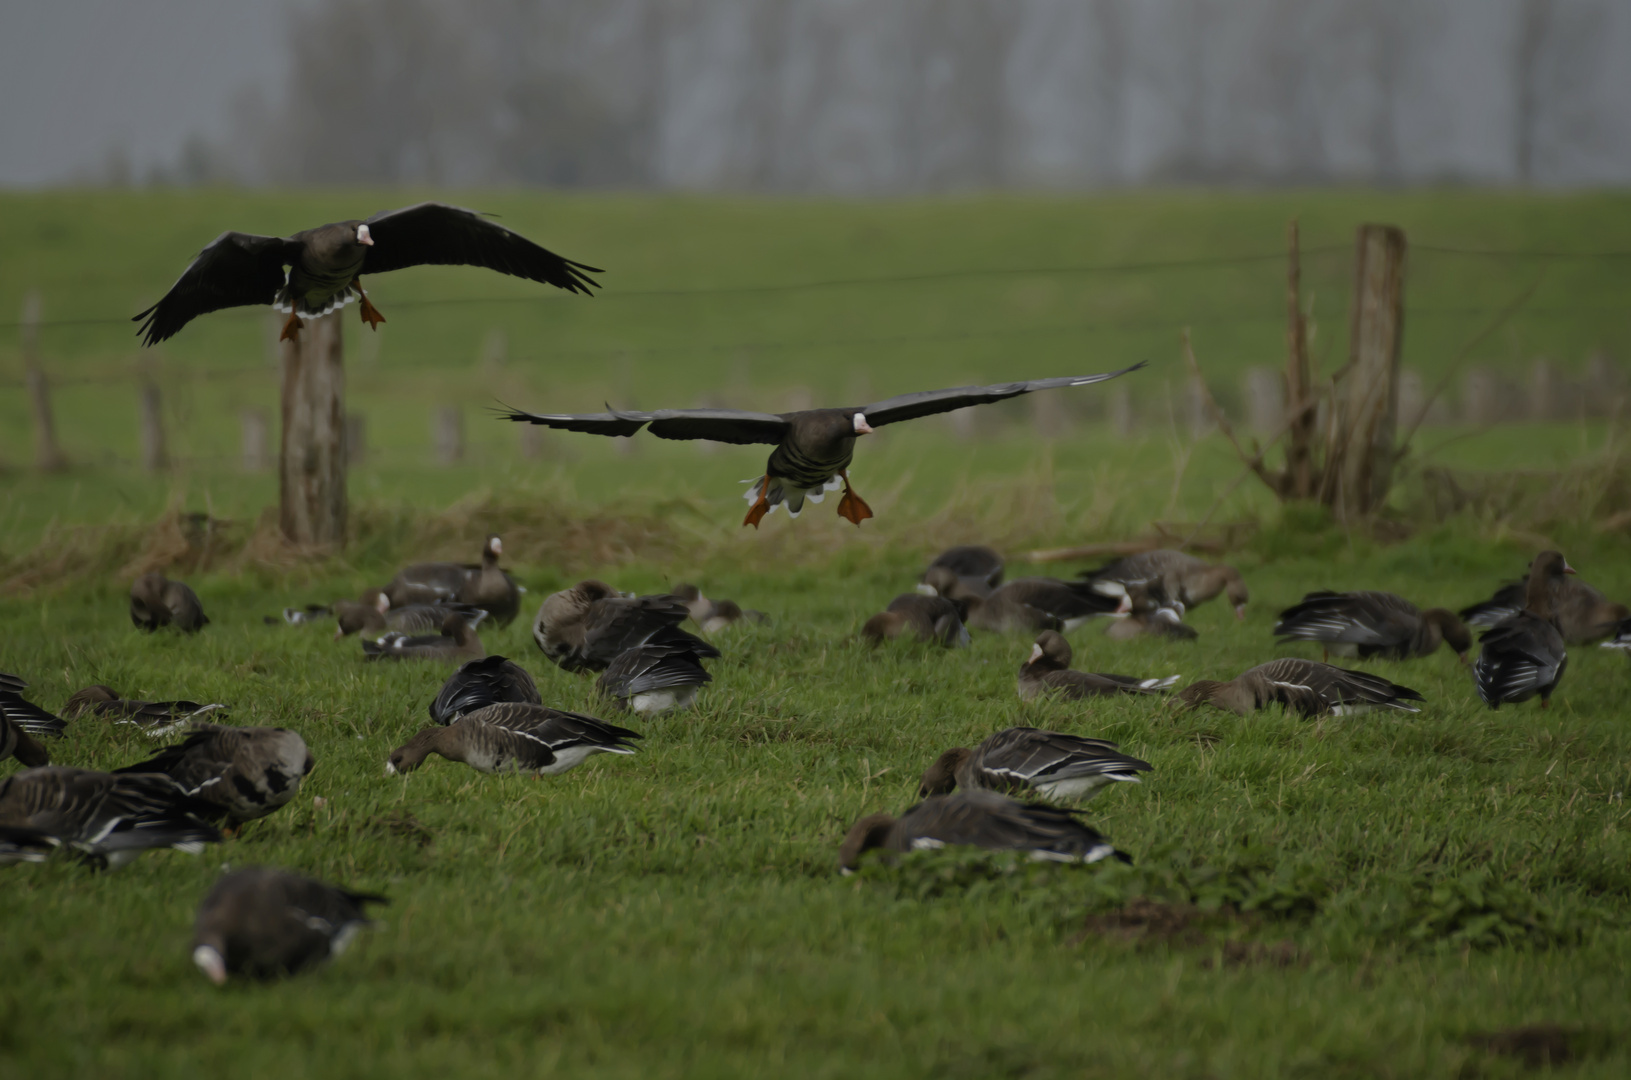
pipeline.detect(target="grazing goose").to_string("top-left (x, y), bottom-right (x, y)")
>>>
top-left (533, 582), bottom-right (719, 672)
top-left (387, 703), bottom-right (641, 776)
top-left (918, 727), bottom-right (1152, 804)
top-left (1274, 591), bottom-right (1472, 661)
top-left (1079, 549), bottom-right (1249, 619)
top-left (1018, 630), bottom-right (1178, 700)
top-left (1177, 658), bottom-right (1424, 718)
top-left (0, 767), bottom-right (220, 867)
top-left (934, 572), bottom-right (1127, 634)
top-left (670, 583), bottom-right (767, 633)
top-left (1103, 581), bottom-right (1198, 641)
top-left (192, 867), bottom-right (387, 985)
top-left (838, 790), bottom-right (1130, 873)
top-left (597, 640), bottom-right (713, 713)
top-left (136, 202), bottom-right (600, 345)
top-left (362, 611), bottom-right (485, 662)
top-left (862, 594), bottom-right (969, 647)
top-left (130, 572), bottom-right (209, 633)
top-left (430, 656), bottom-right (542, 724)
top-left (1473, 551), bottom-right (1573, 710)
top-left (115, 723), bottom-right (314, 832)
top-left (1461, 563), bottom-right (1627, 645)
top-left (61, 685), bottom-right (225, 736)
top-left (503, 367), bottom-right (1141, 528)
top-left (919, 545), bottom-right (1004, 599)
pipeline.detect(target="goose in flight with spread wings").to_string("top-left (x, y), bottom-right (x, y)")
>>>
top-left (501, 365), bottom-right (1144, 527)
top-left (135, 202), bottom-right (601, 346)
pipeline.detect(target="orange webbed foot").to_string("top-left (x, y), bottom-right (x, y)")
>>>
top-left (278, 312), bottom-right (305, 342)
top-left (354, 279), bottom-right (386, 329)
top-left (743, 489), bottom-right (771, 529)
top-left (836, 472), bottom-right (873, 526)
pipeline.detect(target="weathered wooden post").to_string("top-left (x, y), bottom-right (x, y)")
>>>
top-left (1331, 224), bottom-right (1407, 518)
top-left (434, 406), bottom-right (465, 465)
top-left (279, 315), bottom-right (347, 547)
top-left (21, 292), bottom-right (67, 473)
top-left (138, 379), bottom-right (169, 472)
top-left (1282, 221), bottom-right (1315, 498)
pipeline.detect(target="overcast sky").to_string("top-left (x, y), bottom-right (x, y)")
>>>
top-left (0, 0), bottom-right (299, 186)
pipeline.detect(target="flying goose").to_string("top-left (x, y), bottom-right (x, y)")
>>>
top-left (1177, 658), bottom-right (1425, 718)
top-left (1018, 630), bottom-right (1179, 700)
top-left (362, 610), bottom-right (485, 662)
top-left (192, 866), bottom-right (387, 985)
top-left (429, 656), bottom-right (542, 724)
top-left (533, 581), bottom-right (719, 673)
top-left (61, 685), bottom-right (225, 736)
top-left (918, 545), bottom-right (1004, 600)
top-left (0, 767), bottom-right (221, 867)
top-left (925, 571), bottom-right (1127, 633)
top-left (1461, 562), bottom-right (1626, 645)
top-left (386, 702), bottom-right (641, 776)
top-left (669, 583), bottom-right (767, 633)
top-left (1274, 591), bottom-right (1472, 661)
top-left (596, 640), bottom-right (713, 713)
top-left (115, 723), bottom-right (314, 832)
top-left (1473, 551), bottom-right (1573, 710)
top-left (838, 790), bottom-right (1130, 873)
top-left (861, 594), bottom-right (969, 647)
top-left (502, 367), bottom-right (1142, 527)
top-left (130, 573), bottom-right (209, 633)
top-left (135, 202), bottom-right (600, 345)
top-left (1079, 549), bottom-right (1249, 619)
top-left (917, 727), bottom-right (1153, 804)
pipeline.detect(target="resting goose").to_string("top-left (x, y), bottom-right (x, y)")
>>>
top-left (1, 712), bottom-right (50, 768)
top-left (1461, 562), bottom-right (1626, 644)
top-left (918, 727), bottom-right (1152, 804)
top-left (533, 582), bottom-right (719, 673)
top-left (1102, 581), bottom-right (1198, 641)
top-left (61, 685), bottom-right (225, 736)
top-left (456, 535), bottom-right (522, 627)
top-left (861, 594), bottom-right (969, 647)
top-left (362, 611), bottom-right (485, 662)
top-left (383, 535), bottom-right (517, 612)
top-left (838, 790), bottom-right (1130, 873)
top-left (670, 583), bottom-right (768, 633)
top-left (1018, 630), bottom-right (1178, 700)
top-left (334, 593), bottom-right (486, 639)
top-left (0, 677), bottom-right (68, 741)
top-left (136, 202), bottom-right (600, 345)
top-left (1079, 549), bottom-right (1249, 619)
top-left (935, 572), bottom-right (1127, 634)
top-left (597, 640), bottom-right (713, 713)
top-left (919, 545), bottom-right (1004, 600)
top-left (192, 867), bottom-right (387, 985)
top-left (387, 703), bottom-right (641, 776)
top-left (1274, 591), bottom-right (1472, 661)
top-left (115, 723), bottom-right (314, 832)
top-left (130, 572), bottom-right (209, 633)
top-left (429, 656), bottom-right (542, 725)
top-left (1177, 658), bottom-right (1424, 718)
top-left (0, 767), bottom-right (220, 867)
top-left (503, 367), bottom-right (1141, 528)
top-left (1473, 551), bottom-right (1573, 710)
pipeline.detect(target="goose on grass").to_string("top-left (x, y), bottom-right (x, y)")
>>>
top-left (1473, 551), bottom-right (1573, 710)
top-left (0, 767), bottom-right (220, 868)
top-left (386, 703), bottom-right (641, 777)
top-left (596, 640), bottom-right (713, 714)
top-left (861, 594), bottom-right (969, 647)
top-left (533, 581), bottom-right (718, 673)
top-left (918, 727), bottom-right (1152, 804)
top-left (838, 790), bottom-right (1130, 873)
top-left (1177, 658), bottom-right (1424, 718)
top-left (1017, 630), bottom-right (1178, 700)
top-left (429, 656), bottom-right (542, 725)
top-left (1079, 549), bottom-right (1249, 619)
top-left (115, 723), bottom-right (314, 833)
top-left (1274, 590), bottom-right (1472, 661)
top-left (922, 569), bottom-right (1127, 634)
top-left (918, 545), bottom-right (1004, 600)
top-left (192, 866), bottom-right (387, 985)
top-left (1461, 559), bottom-right (1626, 645)
top-left (130, 573), bottom-right (209, 633)
top-left (362, 610), bottom-right (485, 662)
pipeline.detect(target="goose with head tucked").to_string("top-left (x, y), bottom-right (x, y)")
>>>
top-left (61, 685), bottom-right (225, 736)
top-left (861, 593), bottom-right (969, 647)
top-left (362, 610), bottom-right (485, 662)
top-left (838, 790), bottom-right (1130, 873)
top-left (1177, 658), bottom-right (1424, 718)
top-left (192, 866), bottom-right (387, 985)
top-left (429, 655), bottom-right (542, 725)
top-left (534, 581), bottom-right (718, 673)
top-left (387, 702), bottom-right (641, 777)
top-left (1275, 590), bottom-right (1472, 662)
top-left (596, 639), bottom-right (713, 714)
top-left (115, 722), bottom-right (314, 833)
top-left (1079, 549), bottom-right (1249, 620)
top-left (919, 545), bottom-right (1004, 600)
top-left (0, 766), bottom-right (221, 867)
top-left (130, 573), bottom-right (209, 633)
top-left (1018, 630), bottom-right (1178, 700)
top-left (1102, 581), bottom-right (1197, 641)
top-left (1473, 550), bottom-right (1574, 710)
top-left (934, 572), bottom-right (1127, 634)
top-left (503, 367), bottom-right (1142, 528)
top-left (918, 727), bottom-right (1152, 805)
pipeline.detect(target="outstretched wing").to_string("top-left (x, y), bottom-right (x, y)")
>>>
top-left (133, 232), bottom-right (304, 346)
top-left (498, 406), bottom-right (653, 437)
top-left (861, 365), bottom-right (1145, 428)
top-left (360, 203), bottom-right (601, 294)
top-left (643, 409), bottom-right (790, 445)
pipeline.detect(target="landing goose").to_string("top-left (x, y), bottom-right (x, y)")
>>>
top-left (918, 727), bottom-right (1152, 804)
top-left (0, 767), bottom-right (220, 867)
top-left (192, 867), bottom-right (387, 985)
top-left (919, 545), bottom-right (1004, 599)
top-left (1018, 630), bottom-right (1178, 700)
top-left (362, 611), bottom-right (485, 662)
top-left (1473, 551), bottom-right (1573, 710)
top-left (130, 573), bottom-right (209, 633)
top-left (503, 367), bottom-right (1142, 527)
top-left (1461, 562), bottom-right (1626, 644)
top-left (1079, 549), bottom-right (1249, 619)
top-left (386, 703), bottom-right (641, 776)
top-left (115, 723), bottom-right (314, 831)
top-left (861, 594), bottom-right (969, 647)
top-left (1274, 591), bottom-right (1472, 661)
top-left (838, 790), bottom-right (1130, 873)
top-left (1177, 658), bottom-right (1424, 718)
top-left (596, 640), bottom-right (713, 714)
top-left (61, 685), bottom-right (225, 736)
top-left (135, 202), bottom-right (600, 345)
top-left (935, 573), bottom-right (1127, 634)
top-left (670, 583), bottom-right (767, 633)
top-left (429, 656), bottom-right (541, 724)
top-left (533, 582), bottom-right (718, 673)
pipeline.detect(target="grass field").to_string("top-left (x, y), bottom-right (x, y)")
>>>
top-left (3, 190), bottom-right (1631, 1078)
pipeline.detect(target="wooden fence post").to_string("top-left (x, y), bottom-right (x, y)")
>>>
top-left (21, 292), bottom-right (67, 473)
top-left (1282, 221), bottom-right (1314, 498)
top-left (434, 406), bottom-right (465, 465)
top-left (241, 409), bottom-right (269, 472)
top-left (1331, 224), bottom-right (1407, 518)
top-left (279, 315), bottom-right (347, 547)
top-left (138, 379), bottom-right (169, 472)
top-left (1107, 385), bottom-right (1135, 438)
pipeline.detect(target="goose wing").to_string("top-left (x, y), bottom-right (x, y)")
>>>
top-left (134, 232), bottom-right (305, 346)
top-left (0, 691), bottom-right (67, 738)
top-left (1474, 617), bottom-right (1567, 706)
top-left (860, 366), bottom-right (1144, 428)
top-left (1459, 580), bottom-right (1526, 628)
top-left (597, 644), bottom-right (712, 699)
top-left (974, 728), bottom-right (1150, 786)
top-left (359, 202), bottom-right (601, 294)
top-left (1274, 590), bottom-right (1420, 648)
top-left (430, 656), bottom-right (541, 724)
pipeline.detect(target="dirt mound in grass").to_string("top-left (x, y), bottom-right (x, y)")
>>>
top-left (1073, 897), bottom-right (1302, 968)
